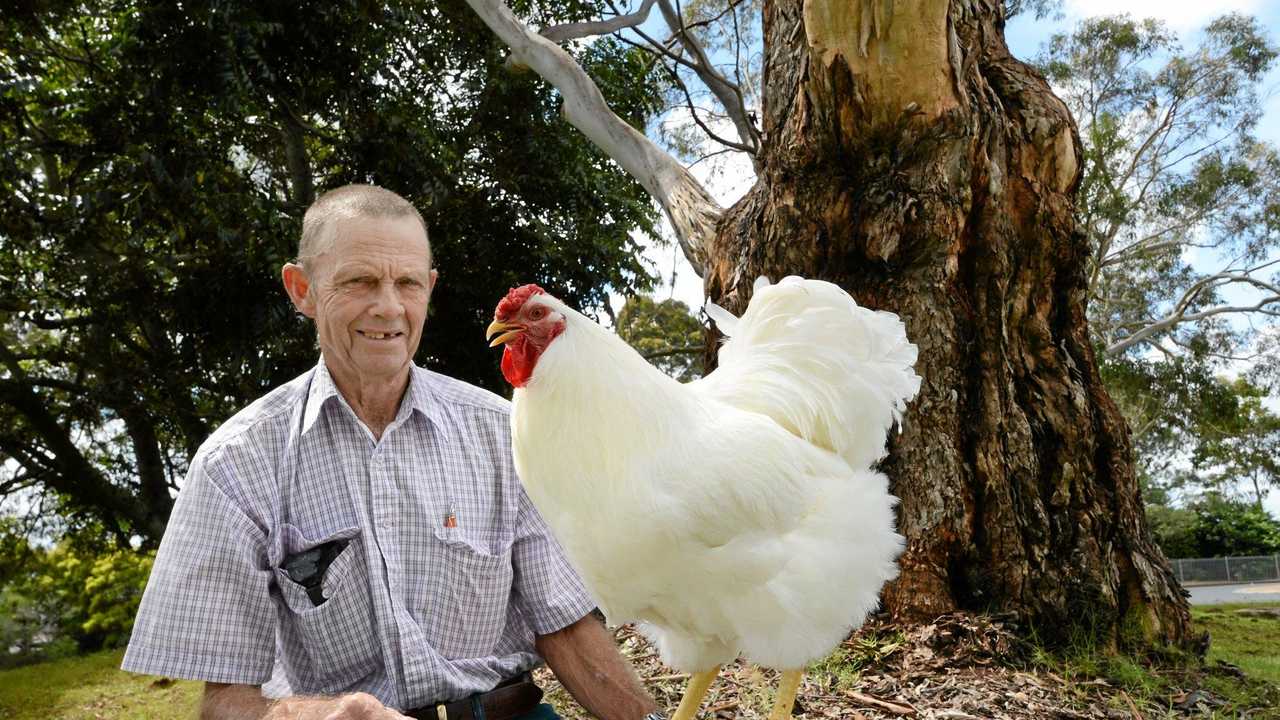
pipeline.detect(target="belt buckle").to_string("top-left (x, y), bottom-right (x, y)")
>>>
top-left (436, 703), bottom-right (448, 720)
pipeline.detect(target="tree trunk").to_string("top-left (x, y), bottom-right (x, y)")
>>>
top-left (705, 0), bottom-right (1190, 648)
top-left (279, 112), bottom-right (315, 209)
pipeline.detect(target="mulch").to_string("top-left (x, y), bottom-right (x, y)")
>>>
top-left (534, 612), bottom-right (1280, 720)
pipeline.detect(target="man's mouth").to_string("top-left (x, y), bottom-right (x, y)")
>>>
top-left (357, 330), bottom-right (405, 340)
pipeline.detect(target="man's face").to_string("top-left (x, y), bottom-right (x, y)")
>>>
top-left (287, 215), bottom-right (437, 388)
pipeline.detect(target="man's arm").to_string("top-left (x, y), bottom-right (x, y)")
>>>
top-left (535, 614), bottom-right (660, 720)
top-left (201, 683), bottom-right (410, 720)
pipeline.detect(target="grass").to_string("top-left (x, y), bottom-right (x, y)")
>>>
top-left (0, 648), bottom-right (201, 720)
top-left (1029, 601), bottom-right (1280, 718)
top-left (1193, 603), bottom-right (1280, 685)
top-left (805, 626), bottom-right (905, 694)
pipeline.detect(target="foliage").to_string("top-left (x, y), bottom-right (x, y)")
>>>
top-left (1187, 494), bottom-right (1280, 558)
top-left (1100, 355), bottom-right (1240, 495)
top-left (0, 0), bottom-right (666, 546)
top-left (1105, 355), bottom-right (1280, 514)
top-left (1004, 0), bottom-right (1062, 21)
top-left (1039, 14), bottom-right (1280, 361)
top-left (0, 523), bottom-right (153, 664)
top-left (1150, 494), bottom-right (1280, 558)
top-left (1145, 503), bottom-right (1200, 559)
top-left (1040, 14), bottom-right (1280, 511)
top-left (615, 295), bottom-right (705, 381)
top-left (1192, 378), bottom-right (1280, 509)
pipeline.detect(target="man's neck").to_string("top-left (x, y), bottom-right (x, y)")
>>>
top-left (326, 363), bottom-right (411, 440)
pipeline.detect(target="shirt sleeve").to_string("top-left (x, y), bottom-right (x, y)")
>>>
top-left (508, 486), bottom-right (597, 636)
top-left (121, 450), bottom-right (276, 684)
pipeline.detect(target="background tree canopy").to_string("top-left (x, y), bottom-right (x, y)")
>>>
top-left (1036, 14), bottom-right (1280, 512)
top-left (0, 0), bottom-right (666, 547)
top-left (614, 295), bottom-right (704, 382)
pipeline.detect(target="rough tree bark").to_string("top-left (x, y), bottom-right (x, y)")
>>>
top-left (703, 0), bottom-right (1189, 647)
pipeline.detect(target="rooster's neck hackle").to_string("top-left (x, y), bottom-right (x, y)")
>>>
top-left (512, 304), bottom-right (697, 500)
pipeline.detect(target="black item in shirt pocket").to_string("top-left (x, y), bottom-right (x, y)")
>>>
top-left (281, 539), bottom-right (349, 606)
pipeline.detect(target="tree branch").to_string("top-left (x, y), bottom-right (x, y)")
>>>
top-left (0, 340), bottom-right (157, 543)
top-left (275, 101), bottom-right (315, 208)
top-left (655, 0), bottom-right (760, 159)
top-left (118, 405), bottom-right (176, 525)
top-left (666, 67), bottom-right (755, 153)
top-left (465, 0), bottom-right (722, 274)
top-left (1106, 294), bottom-right (1280, 354)
top-left (539, 0), bottom-right (658, 43)
top-left (642, 345), bottom-right (703, 360)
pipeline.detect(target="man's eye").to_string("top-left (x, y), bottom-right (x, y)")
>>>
top-left (397, 278), bottom-right (423, 288)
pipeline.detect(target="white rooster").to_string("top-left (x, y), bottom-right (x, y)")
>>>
top-left (485, 276), bottom-right (919, 720)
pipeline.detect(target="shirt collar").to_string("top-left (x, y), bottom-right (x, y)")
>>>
top-left (300, 358), bottom-right (445, 436)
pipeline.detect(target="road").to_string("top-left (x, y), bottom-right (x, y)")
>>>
top-left (1188, 582), bottom-right (1280, 605)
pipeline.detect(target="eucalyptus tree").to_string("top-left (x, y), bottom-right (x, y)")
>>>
top-left (464, 0), bottom-right (1194, 648)
top-left (1039, 15), bottom-right (1280, 361)
top-left (1192, 378), bottom-right (1280, 511)
top-left (0, 0), bottom-right (663, 546)
top-left (1036, 16), bottom-right (1280, 500)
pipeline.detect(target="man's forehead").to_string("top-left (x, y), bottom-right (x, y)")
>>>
top-left (324, 215), bottom-right (431, 268)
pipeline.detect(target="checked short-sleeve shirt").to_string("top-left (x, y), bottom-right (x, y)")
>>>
top-left (122, 361), bottom-right (596, 710)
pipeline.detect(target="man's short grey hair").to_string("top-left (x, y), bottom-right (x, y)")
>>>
top-left (298, 184), bottom-right (429, 269)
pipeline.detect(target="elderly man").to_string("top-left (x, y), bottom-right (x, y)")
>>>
top-left (122, 185), bottom-right (662, 720)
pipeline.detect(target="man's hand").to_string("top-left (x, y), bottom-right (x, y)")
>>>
top-left (267, 692), bottom-right (412, 720)
top-left (202, 683), bottom-right (411, 720)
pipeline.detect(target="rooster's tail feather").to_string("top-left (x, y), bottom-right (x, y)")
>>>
top-left (693, 276), bottom-right (921, 469)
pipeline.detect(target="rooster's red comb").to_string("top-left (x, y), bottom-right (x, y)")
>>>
top-left (496, 284), bottom-right (546, 320)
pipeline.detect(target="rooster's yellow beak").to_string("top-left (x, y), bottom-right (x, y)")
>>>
top-left (486, 320), bottom-right (524, 347)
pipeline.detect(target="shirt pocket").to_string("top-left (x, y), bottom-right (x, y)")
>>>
top-left (430, 526), bottom-right (514, 659)
top-left (273, 526), bottom-right (379, 692)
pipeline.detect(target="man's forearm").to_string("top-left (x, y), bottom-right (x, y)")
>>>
top-left (536, 615), bottom-right (659, 720)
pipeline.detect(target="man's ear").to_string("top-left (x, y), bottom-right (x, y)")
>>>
top-left (428, 268), bottom-right (439, 294)
top-left (282, 263), bottom-right (316, 318)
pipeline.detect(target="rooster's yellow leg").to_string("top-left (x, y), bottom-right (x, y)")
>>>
top-left (767, 669), bottom-right (804, 720)
top-left (670, 666), bottom-right (720, 720)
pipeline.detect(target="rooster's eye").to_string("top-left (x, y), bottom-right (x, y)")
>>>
top-left (530, 307), bottom-right (546, 320)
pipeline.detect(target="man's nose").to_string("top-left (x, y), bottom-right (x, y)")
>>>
top-left (369, 280), bottom-right (405, 317)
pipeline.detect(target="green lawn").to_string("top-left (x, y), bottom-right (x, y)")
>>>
top-left (1192, 603), bottom-right (1280, 685)
top-left (0, 649), bottom-right (200, 720)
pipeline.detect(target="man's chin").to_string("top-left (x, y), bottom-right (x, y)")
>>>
top-left (350, 354), bottom-right (412, 380)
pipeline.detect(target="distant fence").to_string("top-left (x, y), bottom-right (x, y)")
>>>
top-left (1171, 555), bottom-right (1280, 585)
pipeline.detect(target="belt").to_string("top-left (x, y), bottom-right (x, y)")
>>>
top-left (406, 673), bottom-right (544, 720)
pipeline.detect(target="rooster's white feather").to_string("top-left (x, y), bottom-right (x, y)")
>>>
top-left (505, 276), bottom-right (919, 672)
